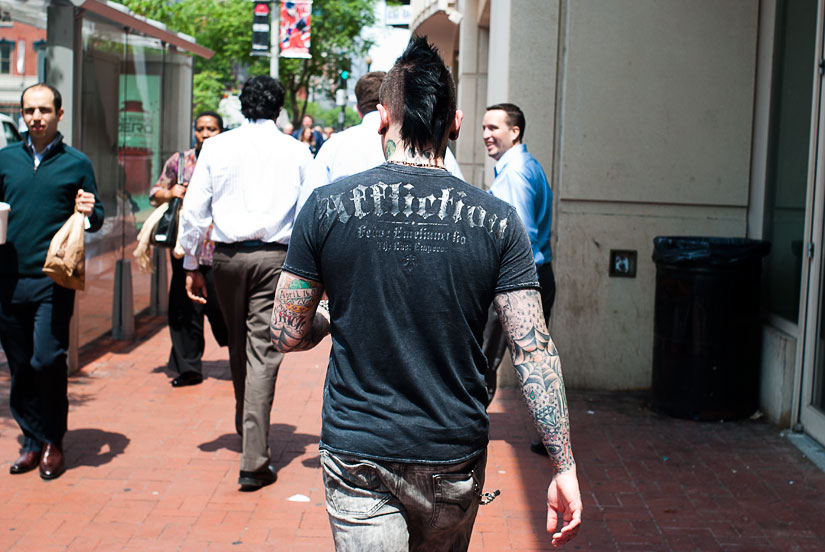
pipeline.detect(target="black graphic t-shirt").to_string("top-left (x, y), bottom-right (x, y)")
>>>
top-left (284, 163), bottom-right (539, 463)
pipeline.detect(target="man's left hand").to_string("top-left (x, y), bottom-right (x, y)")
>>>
top-left (75, 190), bottom-right (95, 216)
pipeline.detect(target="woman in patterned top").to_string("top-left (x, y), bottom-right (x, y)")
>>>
top-left (149, 111), bottom-right (228, 387)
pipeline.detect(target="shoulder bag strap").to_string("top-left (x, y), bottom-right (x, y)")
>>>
top-left (177, 151), bottom-right (185, 186)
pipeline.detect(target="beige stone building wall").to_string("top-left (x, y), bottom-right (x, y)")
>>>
top-left (552, 1), bottom-right (758, 390)
top-left (414, 0), bottom-right (766, 390)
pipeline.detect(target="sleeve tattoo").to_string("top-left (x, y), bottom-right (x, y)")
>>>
top-left (270, 271), bottom-right (330, 352)
top-left (494, 289), bottom-right (575, 474)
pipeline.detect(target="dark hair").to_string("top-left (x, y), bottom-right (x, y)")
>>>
top-left (20, 83), bottom-right (62, 111)
top-left (240, 76), bottom-right (285, 121)
top-left (486, 103), bottom-right (525, 143)
top-left (195, 110), bottom-right (224, 132)
top-left (379, 36), bottom-right (456, 157)
top-left (355, 71), bottom-right (386, 116)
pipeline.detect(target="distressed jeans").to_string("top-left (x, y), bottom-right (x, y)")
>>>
top-left (320, 448), bottom-right (487, 552)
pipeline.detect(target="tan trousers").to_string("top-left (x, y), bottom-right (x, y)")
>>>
top-left (211, 244), bottom-right (286, 473)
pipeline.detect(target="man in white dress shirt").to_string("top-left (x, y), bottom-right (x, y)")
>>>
top-left (312, 71), bottom-right (464, 186)
top-left (178, 75), bottom-right (314, 490)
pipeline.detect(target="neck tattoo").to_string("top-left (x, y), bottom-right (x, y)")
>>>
top-left (384, 139), bottom-right (397, 159)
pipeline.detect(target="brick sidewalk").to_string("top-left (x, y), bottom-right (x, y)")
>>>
top-left (1, 314), bottom-right (825, 551)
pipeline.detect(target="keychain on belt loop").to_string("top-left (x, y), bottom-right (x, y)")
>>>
top-left (480, 489), bottom-right (500, 505)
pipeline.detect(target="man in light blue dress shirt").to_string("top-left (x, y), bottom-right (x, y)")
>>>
top-left (481, 104), bottom-right (556, 455)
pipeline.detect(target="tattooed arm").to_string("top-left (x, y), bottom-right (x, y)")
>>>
top-left (270, 271), bottom-right (330, 352)
top-left (494, 288), bottom-right (582, 547)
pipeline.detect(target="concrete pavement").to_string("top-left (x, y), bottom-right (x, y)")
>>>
top-left (1, 312), bottom-right (825, 551)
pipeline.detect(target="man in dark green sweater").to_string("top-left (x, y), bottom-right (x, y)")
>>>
top-left (0, 83), bottom-right (103, 480)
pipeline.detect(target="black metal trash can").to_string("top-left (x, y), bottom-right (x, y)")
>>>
top-left (651, 237), bottom-right (771, 420)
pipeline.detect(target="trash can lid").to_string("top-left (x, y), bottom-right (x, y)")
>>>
top-left (652, 236), bottom-right (771, 267)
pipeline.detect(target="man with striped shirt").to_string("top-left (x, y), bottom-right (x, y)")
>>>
top-left (178, 76), bottom-right (313, 491)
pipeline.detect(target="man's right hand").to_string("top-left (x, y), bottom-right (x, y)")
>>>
top-left (185, 270), bottom-right (207, 304)
top-left (546, 466), bottom-right (582, 547)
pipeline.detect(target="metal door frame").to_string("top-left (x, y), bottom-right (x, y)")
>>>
top-left (795, 0), bottom-right (825, 445)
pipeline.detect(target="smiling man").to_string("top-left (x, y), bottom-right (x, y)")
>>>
top-left (0, 83), bottom-right (103, 480)
top-left (480, 104), bottom-right (555, 436)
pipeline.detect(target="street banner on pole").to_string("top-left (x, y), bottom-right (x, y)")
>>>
top-left (279, 0), bottom-right (312, 59)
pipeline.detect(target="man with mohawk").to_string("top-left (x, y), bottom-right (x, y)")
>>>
top-left (271, 36), bottom-right (582, 550)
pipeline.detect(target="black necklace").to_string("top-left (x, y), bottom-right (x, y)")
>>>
top-left (389, 160), bottom-right (448, 171)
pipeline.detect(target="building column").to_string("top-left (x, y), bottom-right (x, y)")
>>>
top-left (45, 0), bottom-right (81, 146)
top-left (456, 0), bottom-right (490, 190)
top-left (485, 0), bottom-right (560, 180)
top-left (46, 0), bottom-right (84, 370)
top-left (480, 0), bottom-right (562, 390)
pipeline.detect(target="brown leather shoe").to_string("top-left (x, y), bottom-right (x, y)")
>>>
top-left (39, 443), bottom-right (65, 480)
top-left (10, 450), bottom-right (42, 474)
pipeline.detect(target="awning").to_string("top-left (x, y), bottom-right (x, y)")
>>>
top-left (0, 0), bottom-right (213, 58)
top-left (73, 0), bottom-right (213, 59)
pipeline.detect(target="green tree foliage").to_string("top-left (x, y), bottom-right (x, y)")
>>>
top-left (118, 0), bottom-right (269, 85)
top-left (192, 71), bottom-right (225, 114)
top-left (117, 0), bottom-right (375, 124)
top-left (304, 101), bottom-right (360, 130)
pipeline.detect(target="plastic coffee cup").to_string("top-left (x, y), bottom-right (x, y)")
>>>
top-left (0, 202), bottom-right (8, 245)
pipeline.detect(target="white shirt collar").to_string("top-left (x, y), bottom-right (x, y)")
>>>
top-left (244, 118), bottom-right (279, 129)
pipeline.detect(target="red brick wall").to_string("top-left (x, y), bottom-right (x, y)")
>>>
top-left (0, 21), bottom-right (46, 76)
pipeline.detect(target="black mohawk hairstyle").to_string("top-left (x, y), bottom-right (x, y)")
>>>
top-left (380, 35), bottom-right (457, 158)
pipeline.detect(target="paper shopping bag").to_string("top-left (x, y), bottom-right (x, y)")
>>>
top-left (42, 210), bottom-right (85, 290)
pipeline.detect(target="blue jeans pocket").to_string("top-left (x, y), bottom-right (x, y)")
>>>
top-left (430, 469), bottom-right (481, 529)
top-left (321, 451), bottom-right (392, 519)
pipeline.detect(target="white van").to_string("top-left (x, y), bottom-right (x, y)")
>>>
top-left (0, 113), bottom-right (23, 149)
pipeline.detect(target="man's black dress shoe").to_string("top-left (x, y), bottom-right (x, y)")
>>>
top-left (530, 440), bottom-right (549, 456)
top-left (238, 465), bottom-right (277, 491)
top-left (39, 443), bottom-right (65, 480)
top-left (171, 372), bottom-right (203, 387)
top-left (10, 450), bottom-right (42, 474)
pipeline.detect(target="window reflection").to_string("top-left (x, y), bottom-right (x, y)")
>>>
top-left (762, 0), bottom-right (817, 323)
top-left (72, 15), bottom-right (193, 345)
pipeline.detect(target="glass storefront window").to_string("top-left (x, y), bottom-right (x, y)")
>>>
top-left (120, 35), bottom-right (165, 229)
top-left (75, 14), bottom-right (194, 345)
top-left (0, 0), bottom-right (202, 368)
top-left (78, 15), bottom-right (125, 343)
top-left (763, 0), bottom-right (818, 323)
top-left (120, 34), bottom-right (166, 321)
